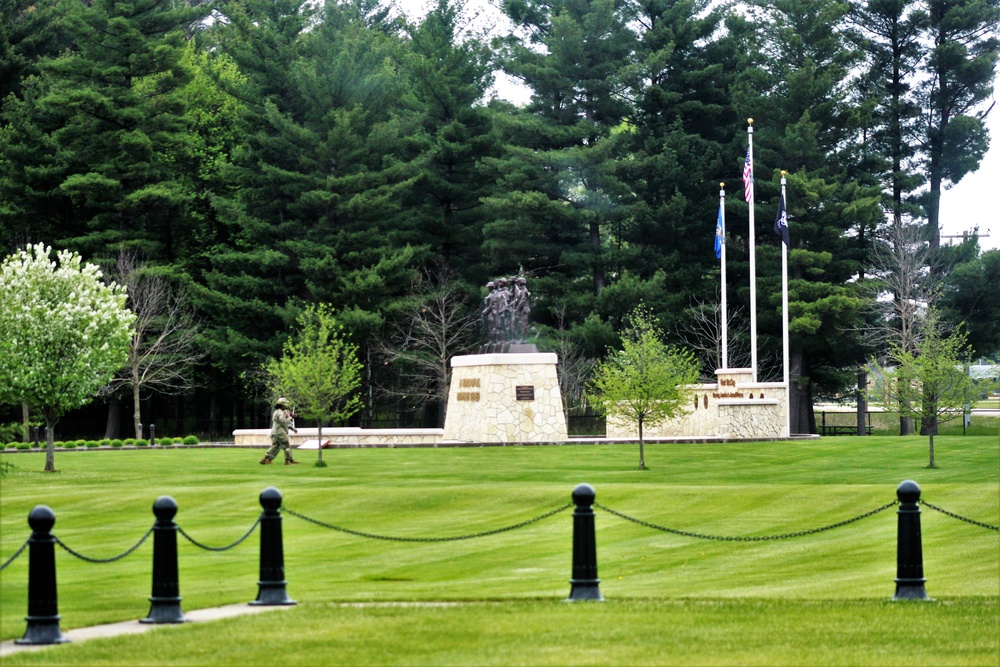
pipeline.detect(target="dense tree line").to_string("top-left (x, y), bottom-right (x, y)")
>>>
top-left (1, 0), bottom-right (997, 436)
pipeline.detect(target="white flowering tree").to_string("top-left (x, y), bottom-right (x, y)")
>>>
top-left (0, 244), bottom-right (134, 471)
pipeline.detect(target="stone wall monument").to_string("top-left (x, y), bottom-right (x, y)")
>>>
top-left (443, 276), bottom-right (568, 443)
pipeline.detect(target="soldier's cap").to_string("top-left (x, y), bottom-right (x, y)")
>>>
top-left (276, 397), bottom-right (290, 406)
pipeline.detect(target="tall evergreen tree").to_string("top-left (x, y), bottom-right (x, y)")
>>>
top-left (0, 0), bottom-right (208, 259)
top-left (200, 0), bottom-right (421, 424)
top-left (735, 0), bottom-right (882, 433)
top-left (918, 0), bottom-right (999, 254)
top-left (489, 0), bottom-right (635, 325)
top-left (615, 0), bottom-right (739, 333)
top-left (395, 0), bottom-right (500, 284)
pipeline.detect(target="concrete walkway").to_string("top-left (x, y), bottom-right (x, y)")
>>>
top-left (0, 603), bottom-right (293, 657)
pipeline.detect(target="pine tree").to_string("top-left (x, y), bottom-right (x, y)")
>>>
top-left (736, 0), bottom-right (883, 433)
top-left (489, 0), bottom-right (635, 325)
top-left (918, 0), bottom-right (999, 255)
top-left (0, 0), bottom-right (208, 259)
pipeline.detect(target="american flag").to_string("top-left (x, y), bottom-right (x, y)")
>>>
top-left (742, 147), bottom-right (753, 203)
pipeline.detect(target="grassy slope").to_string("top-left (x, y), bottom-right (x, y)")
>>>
top-left (1, 437), bottom-right (997, 665)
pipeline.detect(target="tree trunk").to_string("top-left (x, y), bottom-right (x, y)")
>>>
top-left (789, 347), bottom-right (816, 434)
top-left (856, 369), bottom-right (867, 436)
top-left (105, 395), bottom-right (122, 439)
top-left (637, 416), bottom-right (645, 470)
top-left (44, 422), bottom-right (55, 473)
top-left (316, 421), bottom-right (324, 467)
top-left (133, 381), bottom-right (142, 439)
top-left (928, 432), bottom-right (936, 468)
top-left (21, 402), bottom-right (29, 442)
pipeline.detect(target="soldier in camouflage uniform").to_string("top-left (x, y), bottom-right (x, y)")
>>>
top-left (260, 398), bottom-right (300, 465)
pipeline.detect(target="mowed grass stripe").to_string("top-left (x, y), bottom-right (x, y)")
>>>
top-left (1, 437), bottom-right (997, 662)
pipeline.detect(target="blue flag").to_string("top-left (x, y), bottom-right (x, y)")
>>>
top-left (714, 201), bottom-right (724, 259)
top-left (774, 192), bottom-right (789, 246)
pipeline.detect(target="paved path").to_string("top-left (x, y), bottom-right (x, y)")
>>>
top-left (0, 603), bottom-right (293, 657)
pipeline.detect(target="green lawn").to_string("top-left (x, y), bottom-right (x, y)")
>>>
top-left (1, 437), bottom-right (998, 665)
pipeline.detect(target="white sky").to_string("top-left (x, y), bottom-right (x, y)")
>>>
top-left (396, 0), bottom-right (998, 252)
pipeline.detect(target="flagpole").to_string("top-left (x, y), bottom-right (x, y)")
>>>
top-left (780, 171), bottom-right (790, 437)
top-left (747, 119), bottom-right (758, 383)
top-left (720, 183), bottom-right (728, 370)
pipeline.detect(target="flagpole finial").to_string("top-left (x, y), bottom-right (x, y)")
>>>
top-left (747, 118), bottom-right (753, 126)
top-left (720, 182), bottom-right (725, 188)
top-left (780, 170), bottom-right (786, 176)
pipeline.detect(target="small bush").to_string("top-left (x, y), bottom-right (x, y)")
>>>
top-left (123, 438), bottom-right (136, 446)
top-left (16, 442), bottom-right (31, 450)
top-left (110, 439), bottom-right (123, 448)
top-left (85, 440), bottom-right (100, 448)
top-left (5, 441), bottom-right (18, 449)
top-left (183, 435), bottom-right (199, 445)
top-left (157, 437), bottom-right (174, 446)
top-left (135, 439), bottom-right (149, 447)
top-left (64, 441), bottom-right (77, 449)
top-left (99, 439), bottom-right (112, 447)
top-left (0, 422), bottom-right (21, 443)
top-left (75, 439), bottom-right (87, 448)
top-left (54, 441), bottom-right (65, 448)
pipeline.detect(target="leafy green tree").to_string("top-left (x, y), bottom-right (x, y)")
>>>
top-left (868, 309), bottom-right (979, 467)
top-left (587, 307), bottom-right (700, 470)
top-left (941, 248), bottom-right (1000, 359)
top-left (265, 304), bottom-right (363, 467)
top-left (0, 244), bottom-right (134, 471)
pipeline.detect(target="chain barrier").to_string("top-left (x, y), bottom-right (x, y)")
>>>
top-left (55, 527), bottom-right (154, 563)
top-left (0, 539), bottom-right (29, 571)
top-left (178, 515), bottom-right (263, 551)
top-left (920, 500), bottom-right (1000, 532)
top-left (594, 500), bottom-right (899, 542)
top-left (283, 503), bottom-right (573, 542)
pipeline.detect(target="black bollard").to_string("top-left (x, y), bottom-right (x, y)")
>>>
top-left (566, 483), bottom-right (603, 601)
top-left (16, 506), bottom-right (69, 645)
top-left (250, 487), bottom-right (296, 605)
top-left (150, 424), bottom-right (156, 447)
top-left (893, 480), bottom-right (929, 601)
top-left (141, 496), bottom-right (187, 623)
top-left (33, 426), bottom-right (39, 449)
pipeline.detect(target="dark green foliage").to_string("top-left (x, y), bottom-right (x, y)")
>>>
top-left (0, 0), bottom-right (995, 436)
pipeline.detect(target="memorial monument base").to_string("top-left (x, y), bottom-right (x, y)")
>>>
top-left (443, 352), bottom-right (568, 443)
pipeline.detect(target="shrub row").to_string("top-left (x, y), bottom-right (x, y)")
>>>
top-left (3, 435), bottom-right (200, 449)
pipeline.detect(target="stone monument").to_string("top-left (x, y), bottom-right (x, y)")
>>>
top-left (443, 276), bottom-right (568, 443)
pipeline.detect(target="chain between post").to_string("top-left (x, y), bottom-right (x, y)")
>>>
top-left (594, 500), bottom-right (899, 541)
top-left (919, 500), bottom-right (1000, 531)
top-left (177, 515), bottom-right (263, 551)
top-left (282, 503), bottom-right (573, 542)
top-left (0, 539), bottom-right (30, 571)
top-left (55, 527), bottom-right (154, 563)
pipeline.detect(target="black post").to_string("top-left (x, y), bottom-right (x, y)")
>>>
top-left (893, 480), bottom-right (929, 601)
top-left (250, 487), bottom-right (296, 605)
top-left (17, 506), bottom-right (69, 645)
top-left (33, 426), bottom-right (39, 449)
top-left (566, 483), bottom-right (603, 601)
top-left (150, 424), bottom-right (156, 447)
top-left (141, 496), bottom-right (187, 623)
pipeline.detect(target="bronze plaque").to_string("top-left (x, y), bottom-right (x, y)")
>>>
top-left (515, 385), bottom-right (535, 401)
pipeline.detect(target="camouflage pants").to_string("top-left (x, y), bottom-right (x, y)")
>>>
top-left (265, 433), bottom-right (294, 461)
